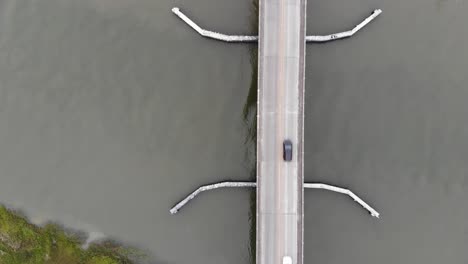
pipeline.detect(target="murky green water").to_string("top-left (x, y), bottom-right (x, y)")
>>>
top-left (0, 0), bottom-right (467, 263)
top-left (0, 0), bottom-right (254, 263)
top-left (304, 0), bottom-right (468, 263)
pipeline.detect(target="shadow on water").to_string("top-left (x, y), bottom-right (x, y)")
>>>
top-left (242, 1), bottom-right (259, 264)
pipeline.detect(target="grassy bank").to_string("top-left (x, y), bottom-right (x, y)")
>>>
top-left (0, 205), bottom-right (139, 264)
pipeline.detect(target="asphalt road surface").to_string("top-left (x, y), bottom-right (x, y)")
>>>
top-left (256, 0), bottom-right (306, 263)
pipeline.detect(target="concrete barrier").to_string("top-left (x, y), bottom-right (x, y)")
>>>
top-left (170, 181), bottom-right (380, 218)
top-left (172, 7), bottom-right (382, 43)
top-left (172, 8), bottom-right (258, 42)
top-left (306, 9), bottom-right (382, 42)
top-left (170, 182), bottom-right (256, 214)
top-left (304, 183), bottom-right (380, 218)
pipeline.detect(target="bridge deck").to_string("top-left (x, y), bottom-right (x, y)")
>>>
top-left (256, 0), bottom-right (306, 263)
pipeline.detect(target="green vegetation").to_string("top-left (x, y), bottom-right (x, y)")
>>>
top-left (244, 1), bottom-right (259, 264)
top-left (242, 0), bottom-right (259, 140)
top-left (247, 168), bottom-right (257, 264)
top-left (0, 205), bottom-right (139, 264)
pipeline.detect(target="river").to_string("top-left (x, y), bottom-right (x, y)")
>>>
top-left (0, 0), bottom-right (467, 263)
top-left (305, 0), bottom-right (468, 263)
top-left (0, 0), bottom-right (253, 263)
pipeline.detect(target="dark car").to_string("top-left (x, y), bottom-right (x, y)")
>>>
top-left (283, 140), bottom-right (293, 161)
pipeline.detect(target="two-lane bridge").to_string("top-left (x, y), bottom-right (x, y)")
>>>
top-left (256, 0), bottom-right (306, 263)
top-left (169, 3), bottom-right (382, 264)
